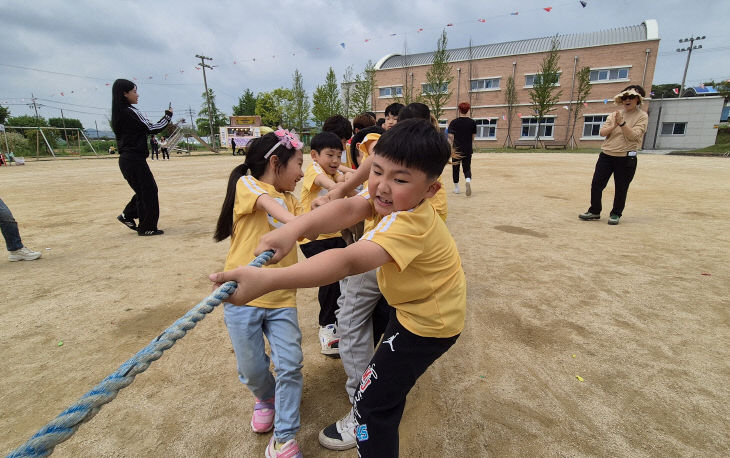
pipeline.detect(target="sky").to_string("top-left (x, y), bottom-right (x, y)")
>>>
top-left (1, 0), bottom-right (728, 131)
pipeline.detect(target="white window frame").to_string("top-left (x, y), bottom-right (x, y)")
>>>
top-left (581, 114), bottom-right (609, 139)
top-left (519, 116), bottom-right (555, 139)
top-left (470, 77), bottom-right (501, 92)
top-left (661, 122), bottom-right (687, 136)
top-left (474, 118), bottom-right (498, 140)
top-left (378, 85), bottom-right (403, 99)
top-left (524, 72), bottom-right (561, 88)
top-left (421, 82), bottom-right (448, 95)
top-left (589, 65), bottom-right (631, 84)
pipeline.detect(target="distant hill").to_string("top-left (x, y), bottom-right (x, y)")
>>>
top-left (84, 129), bottom-right (115, 139)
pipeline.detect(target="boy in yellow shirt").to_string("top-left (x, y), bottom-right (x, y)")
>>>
top-left (299, 131), bottom-right (348, 355)
top-left (211, 119), bottom-right (466, 457)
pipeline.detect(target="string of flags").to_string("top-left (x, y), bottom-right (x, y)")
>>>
top-left (37, 2), bottom-right (590, 99)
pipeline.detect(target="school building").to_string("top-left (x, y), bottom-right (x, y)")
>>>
top-left (373, 20), bottom-right (660, 148)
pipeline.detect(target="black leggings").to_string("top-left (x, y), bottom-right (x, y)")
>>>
top-left (452, 153), bottom-right (472, 183)
top-left (119, 157), bottom-right (159, 232)
top-left (588, 152), bottom-right (637, 217)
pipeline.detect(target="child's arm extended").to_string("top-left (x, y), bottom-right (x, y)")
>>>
top-left (210, 238), bottom-right (391, 306)
top-left (313, 173), bottom-right (338, 191)
top-left (313, 155), bottom-right (373, 207)
top-left (338, 164), bottom-right (356, 175)
top-left (255, 194), bottom-right (296, 224)
top-left (257, 195), bottom-right (371, 263)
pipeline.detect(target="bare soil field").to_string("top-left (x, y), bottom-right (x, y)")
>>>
top-left (1, 153), bottom-right (728, 457)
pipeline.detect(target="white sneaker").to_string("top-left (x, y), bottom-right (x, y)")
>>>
top-left (453, 183), bottom-right (460, 194)
top-left (318, 408), bottom-right (357, 450)
top-left (319, 324), bottom-right (340, 356)
top-left (465, 181), bottom-right (472, 196)
top-left (8, 246), bottom-right (42, 262)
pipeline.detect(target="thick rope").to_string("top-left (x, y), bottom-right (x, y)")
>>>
top-left (7, 251), bottom-right (274, 458)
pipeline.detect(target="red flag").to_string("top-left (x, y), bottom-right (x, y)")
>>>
top-left (478, 18), bottom-right (486, 23)
top-left (446, 23), bottom-right (453, 26)
top-left (417, 28), bottom-right (423, 32)
top-left (544, 7), bottom-right (553, 12)
top-left (672, 87), bottom-right (679, 94)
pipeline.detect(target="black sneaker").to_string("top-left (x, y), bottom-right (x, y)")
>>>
top-left (117, 214), bottom-right (137, 231)
top-left (138, 229), bottom-right (164, 236)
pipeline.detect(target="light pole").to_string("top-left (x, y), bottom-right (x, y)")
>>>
top-left (195, 54), bottom-right (217, 150)
top-left (676, 35), bottom-right (705, 97)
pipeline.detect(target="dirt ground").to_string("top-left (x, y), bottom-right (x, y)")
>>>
top-left (1, 152), bottom-right (728, 457)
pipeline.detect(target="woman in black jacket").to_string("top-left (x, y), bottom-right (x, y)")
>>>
top-left (111, 79), bottom-right (172, 236)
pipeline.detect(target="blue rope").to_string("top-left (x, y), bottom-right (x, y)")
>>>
top-left (7, 250), bottom-right (274, 458)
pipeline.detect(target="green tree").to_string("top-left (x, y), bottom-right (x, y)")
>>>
top-left (312, 67), bottom-right (343, 125)
top-left (528, 36), bottom-right (562, 145)
top-left (0, 105), bottom-right (9, 125)
top-left (255, 89), bottom-right (294, 128)
top-left (702, 80), bottom-right (730, 100)
top-left (650, 83), bottom-right (680, 99)
top-left (342, 66), bottom-right (355, 118)
top-left (350, 60), bottom-right (376, 115)
top-left (568, 66), bottom-right (592, 148)
top-left (233, 89), bottom-right (257, 116)
top-left (48, 117), bottom-right (83, 130)
top-left (2, 131), bottom-right (29, 154)
top-left (421, 30), bottom-right (453, 120)
top-left (290, 69), bottom-right (310, 132)
top-left (196, 89), bottom-right (228, 137)
top-left (6, 115), bottom-right (57, 152)
top-left (503, 76), bottom-right (517, 147)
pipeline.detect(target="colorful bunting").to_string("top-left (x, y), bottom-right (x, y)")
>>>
top-left (446, 23), bottom-right (453, 27)
top-left (544, 7), bottom-right (553, 12)
top-left (417, 28), bottom-right (423, 32)
top-left (340, 42), bottom-right (346, 49)
top-left (672, 87), bottom-right (679, 94)
top-left (510, 11), bottom-right (519, 15)
top-left (478, 19), bottom-right (486, 23)
top-left (579, 1), bottom-right (587, 7)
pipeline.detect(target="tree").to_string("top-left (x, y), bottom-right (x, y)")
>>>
top-left (255, 89), bottom-right (294, 128)
top-left (290, 69), bottom-right (311, 132)
top-left (650, 83), bottom-right (680, 99)
top-left (196, 88), bottom-right (228, 137)
top-left (6, 115), bottom-right (57, 151)
top-left (421, 29), bottom-right (453, 121)
top-left (312, 67), bottom-right (343, 125)
top-left (233, 89), bottom-right (257, 116)
top-left (350, 60), bottom-right (376, 115)
top-left (342, 66), bottom-right (355, 118)
top-left (702, 80), bottom-right (730, 101)
top-left (528, 36), bottom-right (562, 146)
top-left (503, 76), bottom-right (517, 147)
top-left (568, 66), bottom-right (592, 148)
top-left (0, 105), bottom-right (9, 125)
top-left (49, 117), bottom-right (83, 145)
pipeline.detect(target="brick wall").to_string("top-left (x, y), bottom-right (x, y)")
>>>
top-left (374, 39), bottom-right (660, 147)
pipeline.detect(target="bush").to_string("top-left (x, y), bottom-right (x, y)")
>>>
top-left (1, 131), bottom-right (30, 155)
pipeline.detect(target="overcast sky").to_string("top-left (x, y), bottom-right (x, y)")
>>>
top-left (1, 0), bottom-right (728, 130)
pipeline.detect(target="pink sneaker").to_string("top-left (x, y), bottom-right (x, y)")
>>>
top-left (265, 436), bottom-right (303, 458)
top-left (251, 397), bottom-right (275, 433)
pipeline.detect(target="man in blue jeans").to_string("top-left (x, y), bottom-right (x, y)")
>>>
top-left (0, 198), bottom-right (41, 262)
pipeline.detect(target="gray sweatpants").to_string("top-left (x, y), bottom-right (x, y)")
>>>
top-left (335, 268), bottom-right (382, 403)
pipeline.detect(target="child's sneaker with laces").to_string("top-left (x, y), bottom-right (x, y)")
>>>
top-left (265, 436), bottom-right (303, 458)
top-left (318, 408), bottom-right (357, 450)
top-left (8, 246), bottom-right (42, 262)
top-left (318, 324), bottom-right (339, 356)
top-left (251, 397), bottom-right (275, 433)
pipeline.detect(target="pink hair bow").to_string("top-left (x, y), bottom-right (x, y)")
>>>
top-left (265, 128), bottom-right (303, 158)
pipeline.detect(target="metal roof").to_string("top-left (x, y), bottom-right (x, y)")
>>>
top-left (376, 20), bottom-right (659, 70)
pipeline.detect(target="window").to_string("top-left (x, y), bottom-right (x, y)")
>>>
top-left (475, 119), bottom-right (497, 139)
top-left (470, 78), bottom-right (501, 91)
top-left (661, 122), bottom-right (687, 135)
top-left (421, 82), bottom-right (448, 94)
top-left (378, 86), bottom-right (402, 98)
top-left (520, 117), bottom-right (555, 138)
top-left (582, 115), bottom-right (608, 137)
top-left (589, 67), bottom-right (630, 83)
top-left (525, 73), bottom-right (560, 88)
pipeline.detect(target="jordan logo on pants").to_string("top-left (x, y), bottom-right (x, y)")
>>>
top-left (383, 332), bottom-right (399, 351)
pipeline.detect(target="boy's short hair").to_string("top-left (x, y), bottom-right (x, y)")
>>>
top-left (384, 103), bottom-right (404, 118)
top-left (373, 118), bottom-right (450, 179)
top-left (322, 114), bottom-right (353, 141)
top-left (365, 111), bottom-right (376, 121)
top-left (353, 113), bottom-right (376, 131)
top-left (398, 103), bottom-right (430, 121)
top-left (310, 131), bottom-right (343, 153)
top-left (376, 117), bottom-right (386, 127)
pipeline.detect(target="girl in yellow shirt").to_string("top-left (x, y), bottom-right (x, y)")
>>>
top-left (213, 130), bottom-right (306, 458)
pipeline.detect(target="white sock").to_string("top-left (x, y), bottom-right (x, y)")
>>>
top-left (466, 178), bottom-right (471, 183)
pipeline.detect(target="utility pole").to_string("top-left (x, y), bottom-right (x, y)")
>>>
top-left (60, 108), bottom-right (69, 145)
top-left (676, 35), bottom-right (706, 97)
top-left (94, 120), bottom-right (99, 139)
top-left (31, 93), bottom-right (40, 159)
top-left (195, 54), bottom-right (217, 150)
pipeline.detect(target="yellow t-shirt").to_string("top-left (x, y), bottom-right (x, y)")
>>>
top-left (224, 175), bottom-right (303, 308)
top-left (299, 163), bottom-right (342, 242)
top-left (429, 177), bottom-right (448, 221)
top-left (358, 190), bottom-right (466, 338)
